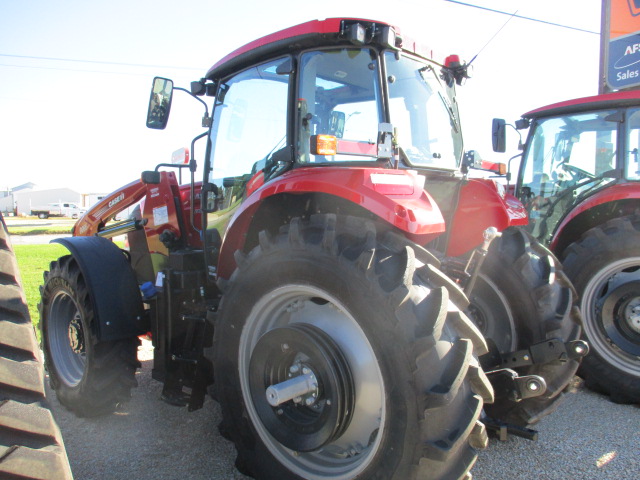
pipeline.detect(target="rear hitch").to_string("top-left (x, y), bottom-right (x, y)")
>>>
top-left (486, 368), bottom-right (547, 402)
top-left (483, 369), bottom-right (546, 441)
top-left (501, 339), bottom-right (589, 369)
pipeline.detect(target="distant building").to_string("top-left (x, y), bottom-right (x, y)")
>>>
top-left (14, 187), bottom-right (81, 216)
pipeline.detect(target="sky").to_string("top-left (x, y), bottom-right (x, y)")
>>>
top-left (0, 0), bottom-right (602, 194)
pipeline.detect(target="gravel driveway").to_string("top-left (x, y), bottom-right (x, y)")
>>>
top-left (48, 342), bottom-right (639, 480)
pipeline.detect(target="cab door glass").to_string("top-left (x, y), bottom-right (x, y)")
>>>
top-left (298, 49), bottom-right (381, 163)
top-left (207, 58), bottom-right (290, 222)
top-left (520, 110), bottom-right (618, 241)
top-left (626, 109), bottom-right (640, 180)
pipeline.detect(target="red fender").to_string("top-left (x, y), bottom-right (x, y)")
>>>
top-left (217, 166), bottom-right (445, 279)
top-left (550, 183), bottom-right (640, 250)
top-left (446, 178), bottom-right (528, 257)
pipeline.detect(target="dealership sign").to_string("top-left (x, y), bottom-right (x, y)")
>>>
top-left (605, 0), bottom-right (640, 90)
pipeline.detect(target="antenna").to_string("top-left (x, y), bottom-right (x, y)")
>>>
top-left (467, 9), bottom-right (519, 66)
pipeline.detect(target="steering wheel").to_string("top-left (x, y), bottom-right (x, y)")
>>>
top-left (561, 164), bottom-right (595, 181)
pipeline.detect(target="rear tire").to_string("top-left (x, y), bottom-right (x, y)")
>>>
top-left (39, 255), bottom-right (140, 417)
top-left (0, 213), bottom-right (73, 479)
top-left (211, 215), bottom-right (493, 480)
top-left (562, 216), bottom-right (640, 404)
top-left (468, 227), bottom-right (581, 426)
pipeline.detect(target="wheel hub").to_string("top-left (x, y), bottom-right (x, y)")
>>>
top-left (597, 280), bottom-right (640, 355)
top-left (67, 315), bottom-right (85, 354)
top-left (266, 364), bottom-right (320, 407)
top-left (249, 323), bottom-right (355, 452)
top-left (623, 297), bottom-right (640, 335)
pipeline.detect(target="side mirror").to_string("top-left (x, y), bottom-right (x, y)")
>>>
top-left (328, 111), bottom-right (346, 138)
top-left (146, 77), bottom-right (174, 130)
top-left (492, 118), bottom-right (506, 153)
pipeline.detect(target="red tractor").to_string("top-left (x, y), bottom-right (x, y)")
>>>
top-left (39, 19), bottom-right (585, 479)
top-left (493, 90), bottom-right (640, 404)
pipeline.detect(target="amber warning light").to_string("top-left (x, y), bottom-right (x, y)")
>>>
top-left (311, 135), bottom-right (338, 156)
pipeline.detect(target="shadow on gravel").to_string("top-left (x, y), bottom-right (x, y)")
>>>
top-left (47, 350), bottom-right (250, 480)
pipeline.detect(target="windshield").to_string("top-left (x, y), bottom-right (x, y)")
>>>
top-left (385, 52), bottom-right (462, 169)
top-left (519, 110), bottom-right (619, 242)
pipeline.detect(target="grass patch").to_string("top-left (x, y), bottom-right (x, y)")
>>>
top-left (14, 243), bottom-right (69, 331)
top-left (14, 241), bottom-right (127, 333)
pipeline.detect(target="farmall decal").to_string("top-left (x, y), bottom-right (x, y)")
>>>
top-left (108, 193), bottom-right (125, 209)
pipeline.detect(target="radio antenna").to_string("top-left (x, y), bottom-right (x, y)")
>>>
top-left (467, 9), bottom-right (518, 66)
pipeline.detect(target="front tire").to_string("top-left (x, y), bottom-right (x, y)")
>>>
top-left (39, 255), bottom-right (140, 416)
top-left (562, 216), bottom-right (640, 404)
top-left (467, 228), bottom-right (581, 426)
top-left (212, 215), bottom-right (493, 480)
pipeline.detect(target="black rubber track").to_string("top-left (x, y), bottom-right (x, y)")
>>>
top-left (39, 255), bottom-right (140, 417)
top-left (474, 227), bottom-right (582, 426)
top-left (562, 215), bottom-right (640, 404)
top-left (209, 214), bottom-right (494, 480)
top-left (0, 213), bottom-right (73, 480)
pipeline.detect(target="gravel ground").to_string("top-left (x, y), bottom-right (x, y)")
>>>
top-left (46, 341), bottom-right (639, 480)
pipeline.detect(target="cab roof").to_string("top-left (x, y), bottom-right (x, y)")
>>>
top-left (205, 18), bottom-right (436, 81)
top-left (523, 90), bottom-right (640, 119)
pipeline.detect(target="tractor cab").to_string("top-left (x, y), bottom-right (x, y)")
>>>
top-left (149, 19), bottom-right (469, 245)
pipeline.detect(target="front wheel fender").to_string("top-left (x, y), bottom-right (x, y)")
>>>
top-left (52, 236), bottom-right (144, 341)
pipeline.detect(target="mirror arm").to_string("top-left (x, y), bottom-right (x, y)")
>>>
top-left (174, 87), bottom-right (212, 127)
top-left (189, 131), bottom-right (209, 234)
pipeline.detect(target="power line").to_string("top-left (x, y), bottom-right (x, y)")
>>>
top-left (0, 53), bottom-right (202, 71)
top-left (0, 62), bottom-right (154, 77)
top-left (444, 0), bottom-right (600, 35)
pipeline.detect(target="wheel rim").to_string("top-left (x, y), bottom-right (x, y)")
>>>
top-left (47, 291), bottom-right (86, 387)
top-left (467, 273), bottom-right (517, 353)
top-left (238, 284), bottom-right (385, 480)
top-left (582, 257), bottom-right (640, 375)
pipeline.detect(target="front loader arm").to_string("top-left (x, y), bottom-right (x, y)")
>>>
top-left (72, 179), bottom-right (149, 236)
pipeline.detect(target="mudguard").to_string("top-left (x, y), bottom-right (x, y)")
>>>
top-left (53, 236), bottom-right (145, 342)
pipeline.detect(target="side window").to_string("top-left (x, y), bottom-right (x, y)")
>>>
top-left (208, 58), bottom-right (290, 210)
top-left (626, 109), bottom-right (640, 180)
